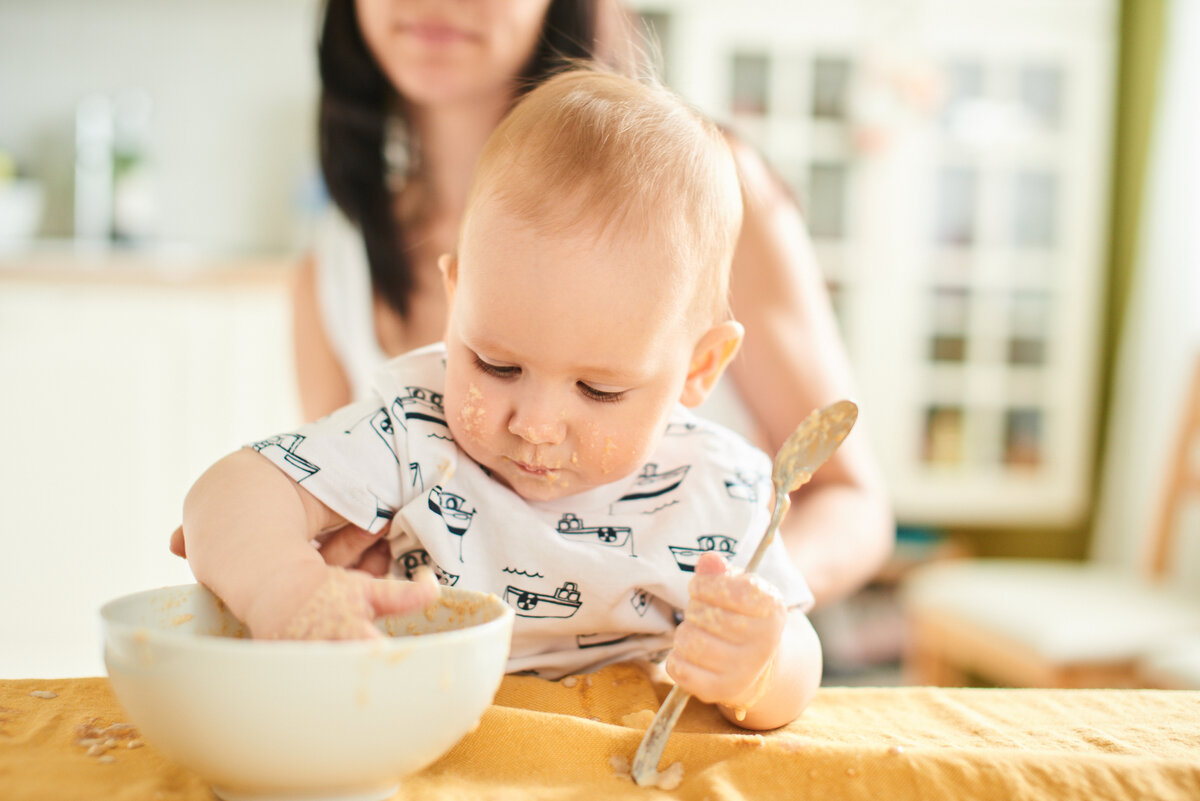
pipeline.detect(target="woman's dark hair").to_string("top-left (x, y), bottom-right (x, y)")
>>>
top-left (317, 0), bottom-right (615, 319)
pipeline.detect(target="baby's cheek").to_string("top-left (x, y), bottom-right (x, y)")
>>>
top-left (583, 418), bottom-right (662, 479)
top-left (451, 382), bottom-right (493, 446)
top-left (573, 422), bottom-right (626, 477)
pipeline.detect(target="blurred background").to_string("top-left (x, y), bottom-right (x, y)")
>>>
top-left (2, 0), bottom-right (1197, 686)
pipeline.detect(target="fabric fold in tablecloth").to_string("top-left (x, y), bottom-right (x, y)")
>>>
top-left (2, 664), bottom-right (1199, 800)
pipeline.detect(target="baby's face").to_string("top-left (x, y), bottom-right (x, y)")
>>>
top-left (442, 198), bottom-right (697, 502)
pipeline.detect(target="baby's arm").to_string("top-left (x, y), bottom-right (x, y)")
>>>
top-left (182, 448), bottom-right (436, 639)
top-left (667, 551), bottom-right (822, 730)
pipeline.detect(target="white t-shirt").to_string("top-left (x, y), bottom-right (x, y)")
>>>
top-left (253, 343), bottom-right (812, 677)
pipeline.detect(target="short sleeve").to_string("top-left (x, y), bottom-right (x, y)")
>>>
top-left (248, 398), bottom-right (407, 534)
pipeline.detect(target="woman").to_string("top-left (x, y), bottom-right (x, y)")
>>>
top-left (294, 0), bottom-right (893, 605)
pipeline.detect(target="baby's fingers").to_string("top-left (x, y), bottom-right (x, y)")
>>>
top-left (666, 655), bottom-right (734, 705)
top-left (682, 598), bottom-right (765, 642)
top-left (694, 551), bottom-right (729, 577)
top-left (280, 567), bottom-right (437, 641)
top-left (363, 569), bottom-right (440, 617)
top-left (672, 622), bottom-right (750, 673)
top-left (690, 573), bottom-right (783, 619)
top-left (667, 624), bottom-right (778, 709)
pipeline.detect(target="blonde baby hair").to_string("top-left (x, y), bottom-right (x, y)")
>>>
top-left (461, 68), bottom-right (744, 329)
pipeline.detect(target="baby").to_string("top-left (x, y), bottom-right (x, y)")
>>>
top-left (181, 69), bottom-right (821, 730)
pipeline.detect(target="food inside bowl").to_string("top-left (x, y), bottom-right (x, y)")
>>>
top-left (142, 583), bottom-right (503, 642)
top-left (384, 593), bottom-right (503, 637)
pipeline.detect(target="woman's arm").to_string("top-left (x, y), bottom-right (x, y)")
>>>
top-left (726, 137), bottom-right (895, 606)
top-left (293, 254), bottom-right (355, 422)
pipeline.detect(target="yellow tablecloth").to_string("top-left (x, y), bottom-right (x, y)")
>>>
top-left (3, 664), bottom-right (1199, 800)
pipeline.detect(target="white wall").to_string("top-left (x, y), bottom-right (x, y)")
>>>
top-left (0, 269), bottom-right (301, 679)
top-left (0, 0), bottom-right (322, 252)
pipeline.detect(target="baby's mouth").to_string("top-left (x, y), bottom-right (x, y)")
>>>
top-left (508, 458), bottom-right (558, 478)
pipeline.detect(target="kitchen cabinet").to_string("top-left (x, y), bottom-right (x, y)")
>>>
top-left (0, 249), bottom-right (300, 677)
top-left (633, 0), bottom-right (1116, 526)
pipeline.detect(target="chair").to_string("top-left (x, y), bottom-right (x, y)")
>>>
top-left (900, 354), bottom-right (1200, 688)
top-left (1139, 637), bottom-right (1200, 689)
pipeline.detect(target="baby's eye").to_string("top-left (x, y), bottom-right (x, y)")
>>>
top-left (578, 382), bottom-right (626, 403)
top-left (474, 355), bottom-right (519, 378)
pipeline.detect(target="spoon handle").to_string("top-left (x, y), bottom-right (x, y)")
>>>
top-left (743, 491), bottom-right (791, 574)
top-left (630, 684), bottom-right (691, 784)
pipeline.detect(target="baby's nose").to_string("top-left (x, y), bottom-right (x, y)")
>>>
top-left (508, 404), bottom-right (565, 445)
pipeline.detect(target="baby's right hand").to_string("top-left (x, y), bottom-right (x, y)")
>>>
top-left (252, 565), bottom-right (440, 641)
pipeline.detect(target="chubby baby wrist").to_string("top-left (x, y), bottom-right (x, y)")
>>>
top-left (718, 653), bottom-right (778, 722)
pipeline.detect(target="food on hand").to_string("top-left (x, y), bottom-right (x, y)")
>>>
top-left (666, 552), bottom-right (785, 711)
top-left (279, 566), bottom-right (439, 640)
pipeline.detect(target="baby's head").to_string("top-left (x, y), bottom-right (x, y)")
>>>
top-left (463, 69), bottom-right (744, 329)
top-left (440, 69), bottom-right (745, 502)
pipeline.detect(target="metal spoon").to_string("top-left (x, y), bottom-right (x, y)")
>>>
top-left (630, 399), bottom-right (859, 786)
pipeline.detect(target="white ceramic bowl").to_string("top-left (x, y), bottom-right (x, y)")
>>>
top-left (101, 583), bottom-right (513, 801)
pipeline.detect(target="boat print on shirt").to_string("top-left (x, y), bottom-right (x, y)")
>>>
top-left (432, 564), bottom-right (460, 586)
top-left (396, 547), bottom-right (429, 580)
top-left (368, 495), bottom-right (395, 532)
top-left (427, 485), bottom-right (474, 560)
top-left (342, 407), bottom-right (401, 463)
top-left (609, 462), bottom-right (690, 516)
top-left (395, 547), bottom-right (459, 586)
top-left (504, 581), bottom-right (582, 618)
top-left (503, 567), bottom-right (545, 579)
top-left (576, 632), bottom-right (632, 649)
top-left (249, 434), bottom-right (319, 483)
top-left (555, 513), bottom-right (634, 554)
top-left (665, 421), bottom-right (699, 436)
top-left (369, 409), bottom-right (399, 462)
top-left (723, 470), bottom-right (763, 503)
top-left (392, 386), bottom-right (450, 440)
top-left (630, 588), bottom-right (652, 617)
top-left (669, 534), bottom-right (738, 572)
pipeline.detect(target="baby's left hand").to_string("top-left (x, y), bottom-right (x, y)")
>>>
top-left (667, 551), bottom-right (787, 711)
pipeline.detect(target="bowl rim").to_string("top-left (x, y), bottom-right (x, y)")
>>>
top-left (101, 582), bottom-right (515, 655)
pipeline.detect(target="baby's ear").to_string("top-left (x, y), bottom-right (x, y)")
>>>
top-left (438, 253), bottom-right (458, 302)
top-left (679, 320), bottom-right (744, 408)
